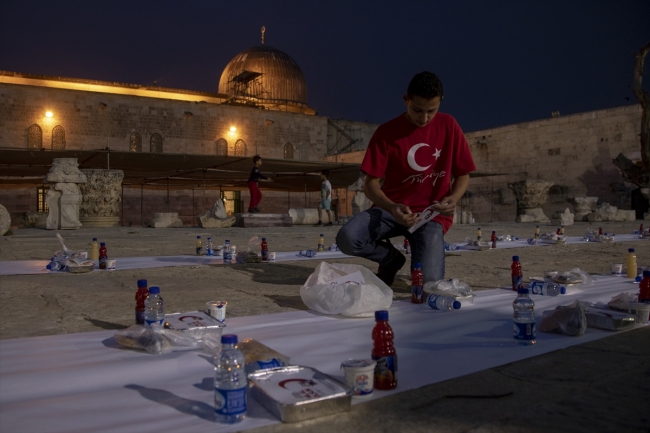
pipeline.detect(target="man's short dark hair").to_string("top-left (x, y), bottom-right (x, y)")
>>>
top-left (321, 170), bottom-right (330, 177)
top-left (253, 154), bottom-right (262, 163)
top-left (407, 72), bottom-right (444, 99)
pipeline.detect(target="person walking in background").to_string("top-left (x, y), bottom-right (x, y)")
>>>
top-left (316, 170), bottom-right (333, 226)
top-left (248, 155), bottom-right (270, 213)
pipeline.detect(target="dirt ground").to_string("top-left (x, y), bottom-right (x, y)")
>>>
top-left (1, 220), bottom-right (649, 432)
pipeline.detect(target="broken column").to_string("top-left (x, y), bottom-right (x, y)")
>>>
top-left (197, 199), bottom-right (236, 228)
top-left (568, 196), bottom-right (598, 222)
top-left (508, 180), bottom-right (554, 223)
top-left (44, 158), bottom-right (87, 230)
top-left (79, 169), bottom-right (124, 227)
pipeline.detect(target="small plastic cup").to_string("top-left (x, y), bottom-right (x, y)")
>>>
top-left (206, 301), bottom-right (227, 323)
top-left (629, 303), bottom-right (650, 324)
top-left (106, 259), bottom-right (116, 270)
top-left (610, 263), bottom-right (623, 275)
top-left (340, 359), bottom-right (376, 398)
top-left (268, 252), bottom-right (276, 262)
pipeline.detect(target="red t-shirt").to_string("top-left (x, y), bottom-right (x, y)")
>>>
top-left (360, 112), bottom-right (476, 233)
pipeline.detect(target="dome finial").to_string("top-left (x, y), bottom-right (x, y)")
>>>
top-left (261, 26), bottom-right (266, 45)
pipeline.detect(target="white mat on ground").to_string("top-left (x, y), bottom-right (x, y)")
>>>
top-left (0, 275), bottom-right (646, 433)
top-left (0, 250), bottom-right (352, 276)
top-left (448, 233), bottom-right (646, 252)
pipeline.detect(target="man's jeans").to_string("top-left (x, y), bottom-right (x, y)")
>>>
top-left (336, 207), bottom-right (445, 282)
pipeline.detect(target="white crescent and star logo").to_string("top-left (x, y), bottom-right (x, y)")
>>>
top-left (406, 143), bottom-right (442, 172)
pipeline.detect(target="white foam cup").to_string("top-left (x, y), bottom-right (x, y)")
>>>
top-left (341, 359), bottom-right (376, 397)
top-left (610, 263), bottom-right (623, 275)
top-left (629, 302), bottom-right (650, 324)
top-left (268, 252), bottom-right (276, 262)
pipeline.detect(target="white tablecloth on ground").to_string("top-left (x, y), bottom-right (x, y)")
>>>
top-left (0, 234), bottom-right (646, 276)
top-left (0, 275), bottom-right (645, 433)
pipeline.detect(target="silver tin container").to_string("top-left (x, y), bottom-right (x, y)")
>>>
top-left (249, 365), bottom-right (352, 423)
top-left (163, 311), bottom-right (225, 340)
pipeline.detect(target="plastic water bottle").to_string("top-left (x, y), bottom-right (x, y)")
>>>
top-left (528, 281), bottom-right (566, 296)
top-left (476, 227), bottom-right (482, 241)
top-left (403, 238), bottom-right (411, 255)
top-left (223, 239), bottom-right (232, 264)
top-left (626, 248), bottom-right (637, 278)
top-left (206, 237), bottom-right (214, 256)
top-left (214, 334), bottom-right (247, 423)
top-left (261, 237), bottom-right (268, 262)
top-left (426, 294), bottom-right (461, 311)
top-left (135, 279), bottom-right (149, 324)
top-left (144, 286), bottom-right (164, 327)
top-left (513, 287), bottom-right (536, 345)
top-left (90, 237), bottom-right (99, 261)
top-left (196, 236), bottom-right (203, 256)
top-left (411, 262), bottom-right (423, 304)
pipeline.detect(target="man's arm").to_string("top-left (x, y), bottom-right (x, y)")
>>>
top-left (364, 175), bottom-right (418, 226)
top-left (435, 174), bottom-right (470, 215)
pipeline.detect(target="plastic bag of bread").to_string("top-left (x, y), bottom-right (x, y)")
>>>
top-left (114, 324), bottom-right (199, 355)
top-left (238, 338), bottom-right (290, 374)
top-left (539, 301), bottom-right (587, 336)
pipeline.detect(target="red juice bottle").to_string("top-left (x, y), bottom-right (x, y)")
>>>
top-left (135, 279), bottom-right (149, 325)
top-left (598, 227), bottom-right (603, 235)
top-left (491, 231), bottom-right (497, 249)
top-left (371, 310), bottom-right (397, 390)
top-left (639, 270), bottom-right (650, 303)
top-left (511, 255), bottom-right (523, 291)
top-left (261, 237), bottom-right (268, 262)
top-left (99, 242), bottom-right (108, 269)
top-left (411, 263), bottom-right (423, 304)
top-left (403, 238), bottom-right (411, 255)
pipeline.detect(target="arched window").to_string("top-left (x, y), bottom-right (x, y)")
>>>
top-left (52, 125), bottom-right (66, 150)
top-left (234, 139), bottom-right (246, 157)
top-left (284, 143), bottom-right (294, 160)
top-left (129, 132), bottom-right (142, 152)
top-left (216, 138), bottom-right (228, 156)
top-left (27, 124), bottom-right (42, 149)
top-left (150, 133), bottom-right (163, 153)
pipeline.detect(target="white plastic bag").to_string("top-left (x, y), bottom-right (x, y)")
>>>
top-left (300, 262), bottom-right (393, 317)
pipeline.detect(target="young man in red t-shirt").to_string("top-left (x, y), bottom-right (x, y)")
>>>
top-left (337, 71), bottom-right (476, 286)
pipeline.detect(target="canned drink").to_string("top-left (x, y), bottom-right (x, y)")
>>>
top-left (205, 301), bottom-right (227, 323)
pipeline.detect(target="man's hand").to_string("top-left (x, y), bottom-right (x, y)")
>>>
top-left (391, 203), bottom-right (419, 226)
top-left (434, 195), bottom-right (458, 216)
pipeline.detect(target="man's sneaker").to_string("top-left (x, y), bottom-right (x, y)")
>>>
top-left (247, 208), bottom-right (255, 213)
top-left (376, 247), bottom-right (406, 286)
top-left (324, 222), bottom-right (334, 227)
top-left (315, 221), bottom-right (323, 226)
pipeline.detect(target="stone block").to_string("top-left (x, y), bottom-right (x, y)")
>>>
top-left (516, 208), bottom-right (550, 223)
top-left (289, 208), bottom-right (332, 225)
top-left (149, 212), bottom-right (183, 228)
top-left (0, 204), bottom-right (11, 235)
top-left (551, 208), bottom-right (574, 226)
top-left (235, 213), bottom-right (292, 228)
top-left (587, 203), bottom-right (618, 222)
top-left (615, 209), bottom-right (636, 222)
top-left (196, 199), bottom-right (235, 228)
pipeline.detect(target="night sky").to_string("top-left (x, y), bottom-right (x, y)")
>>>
top-left (1, 0), bottom-right (648, 133)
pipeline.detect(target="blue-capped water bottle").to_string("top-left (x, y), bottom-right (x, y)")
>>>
top-left (513, 286), bottom-right (536, 345)
top-left (144, 286), bottom-right (164, 327)
top-left (528, 281), bottom-right (566, 296)
top-left (214, 334), bottom-right (247, 423)
top-left (427, 294), bottom-right (461, 311)
top-left (223, 239), bottom-right (232, 264)
top-left (206, 237), bottom-right (214, 256)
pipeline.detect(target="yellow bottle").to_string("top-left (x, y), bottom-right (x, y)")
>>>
top-left (476, 228), bottom-right (482, 241)
top-left (626, 248), bottom-right (637, 278)
top-left (196, 236), bottom-right (203, 255)
top-left (318, 234), bottom-right (325, 252)
top-left (534, 226), bottom-right (540, 239)
top-left (560, 226), bottom-right (565, 236)
top-left (90, 237), bottom-right (99, 261)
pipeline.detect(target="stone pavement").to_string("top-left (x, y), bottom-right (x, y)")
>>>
top-left (1, 221), bottom-right (649, 432)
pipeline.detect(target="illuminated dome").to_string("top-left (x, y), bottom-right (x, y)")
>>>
top-left (218, 44), bottom-right (310, 111)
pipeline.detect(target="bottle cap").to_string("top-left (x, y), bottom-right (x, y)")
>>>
top-left (413, 262), bottom-right (421, 269)
top-left (225, 239), bottom-right (230, 243)
top-left (197, 235), bottom-right (201, 239)
top-left (149, 286), bottom-right (160, 294)
top-left (93, 237), bottom-right (97, 241)
top-left (262, 237), bottom-right (266, 241)
top-left (320, 234), bottom-right (324, 236)
top-left (207, 237), bottom-right (212, 240)
top-left (629, 248), bottom-right (635, 253)
top-left (100, 242), bottom-right (106, 246)
top-left (643, 270), bottom-right (650, 278)
top-left (375, 310), bottom-right (388, 321)
top-left (513, 255), bottom-right (520, 261)
top-left (137, 279), bottom-right (147, 287)
top-left (221, 334), bottom-right (238, 345)
top-left (635, 275), bottom-right (643, 283)
top-left (517, 287), bottom-right (529, 294)
top-left (452, 301), bottom-right (461, 310)
top-left (560, 286), bottom-right (567, 294)
top-left (492, 230), bottom-right (495, 234)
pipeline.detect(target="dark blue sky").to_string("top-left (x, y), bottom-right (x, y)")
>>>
top-left (1, 0), bottom-right (648, 132)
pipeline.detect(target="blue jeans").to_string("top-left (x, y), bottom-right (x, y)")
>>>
top-left (336, 208), bottom-right (445, 283)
